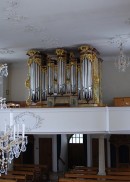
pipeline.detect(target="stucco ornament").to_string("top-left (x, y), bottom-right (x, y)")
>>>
top-left (14, 111), bottom-right (43, 132)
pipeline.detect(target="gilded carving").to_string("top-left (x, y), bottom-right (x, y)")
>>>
top-left (26, 96), bottom-right (31, 106)
top-left (27, 49), bottom-right (40, 57)
top-left (56, 49), bottom-right (67, 62)
top-left (93, 76), bottom-right (99, 85)
top-left (34, 58), bottom-right (42, 66)
top-left (56, 49), bottom-right (66, 56)
top-left (28, 58), bottom-right (33, 66)
top-left (25, 75), bottom-right (30, 89)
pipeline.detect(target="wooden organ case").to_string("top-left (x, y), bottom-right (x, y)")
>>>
top-left (25, 45), bottom-right (103, 107)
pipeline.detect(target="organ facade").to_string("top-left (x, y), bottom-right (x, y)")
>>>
top-left (25, 45), bottom-right (103, 107)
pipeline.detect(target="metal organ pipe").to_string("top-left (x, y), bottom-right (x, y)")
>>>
top-left (37, 63), bottom-right (40, 101)
top-left (88, 60), bottom-right (92, 99)
top-left (79, 45), bottom-right (93, 101)
top-left (47, 59), bottom-right (54, 95)
top-left (81, 59), bottom-right (92, 100)
top-left (56, 49), bottom-right (66, 95)
top-left (66, 65), bottom-right (71, 94)
top-left (41, 67), bottom-right (47, 100)
top-left (54, 65), bottom-right (58, 94)
top-left (35, 63), bottom-right (38, 101)
top-left (70, 53), bottom-right (77, 95)
top-left (77, 64), bottom-right (81, 99)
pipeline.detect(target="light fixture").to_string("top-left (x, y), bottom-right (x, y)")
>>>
top-left (0, 64), bottom-right (8, 77)
top-left (0, 63), bottom-right (27, 175)
top-left (0, 112), bottom-right (28, 175)
top-left (115, 43), bottom-right (130, 72)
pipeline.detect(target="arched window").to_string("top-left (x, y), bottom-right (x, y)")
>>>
top-left (69, 134), bottom-right (83, 143)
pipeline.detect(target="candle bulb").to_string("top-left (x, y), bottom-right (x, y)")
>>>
top-left (22, 124), bottom-right (25, 138)
top-left (10, 112), bottom-right (13, 127)
top-left (17, 124), bottom-right (19, 137)
top-left (13, 125), bottom-right (15, 140)
top-left (4, 124), bottom-right (6, 134)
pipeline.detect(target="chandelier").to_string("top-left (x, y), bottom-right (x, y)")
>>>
top-left (115, 43), bottom-right (130, 72)
top-left (0, 112), bottom-right (28, 175)
top-left (0, 62), bottom-right (27, 175)
top-left (0, 64), bottom-right (8, 77)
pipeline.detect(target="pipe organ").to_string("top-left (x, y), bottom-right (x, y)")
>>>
top-left (25, 45), bottom-right (103, 107)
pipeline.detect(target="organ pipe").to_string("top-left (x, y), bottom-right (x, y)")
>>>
top-left (47, 57), bottom-right (54, 95)
top-left (56, 49), bottom-right (67, 95)
top-left (41, 66), bottom-right (47, 100)
top-left (79, 45), bottom-right (93, 101)
top-left (70, 52), bottom-right (77, 95)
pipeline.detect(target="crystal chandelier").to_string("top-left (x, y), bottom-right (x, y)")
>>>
top-left (115, 43), bottom-right (130, 72)
top-left (0, 64), bottom-right (8, 77)
top-left (0, 62), bottom-right (27, 175)
top-left (0, 111), bottom-right (28, 175)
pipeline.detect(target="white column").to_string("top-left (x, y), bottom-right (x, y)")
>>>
top-left (52, 135), bottom-right (57, 172)
top-left (98, 134), bottom-right (106, 175)
top-left (107, 134), bottom-right (111, 168)
top-left (87, 134), bottom-right (92, 167)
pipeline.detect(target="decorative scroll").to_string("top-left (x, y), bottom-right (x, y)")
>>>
top-left (14, 112), bottom-right (43, 132)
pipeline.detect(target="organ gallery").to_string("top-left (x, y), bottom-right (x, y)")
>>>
top-left (25, 45), bottom-right (103, 107)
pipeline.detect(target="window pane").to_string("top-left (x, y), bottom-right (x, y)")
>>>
top-left (76, 137), bottom-right (79, 143)
top-left (69, 133), bottom-right (83, 143)
top-left (70, 138), bottom-right (72, 143)
top-left (73, 138), bottom-right (76, 143)
top-left (80, 138), bottom-right (83, 143)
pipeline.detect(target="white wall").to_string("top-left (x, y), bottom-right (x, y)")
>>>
top-left (102, 58), bottom-right (130, 105)
top-left (7, 58), bottom-right (130, 105)
top-left (8, 61), bottom-right (28, 101)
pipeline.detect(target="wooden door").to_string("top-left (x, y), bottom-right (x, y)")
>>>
top-left (68, 143), bottom-right (85, 168)
top-left (39, 138), bottom-right (52, 171)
